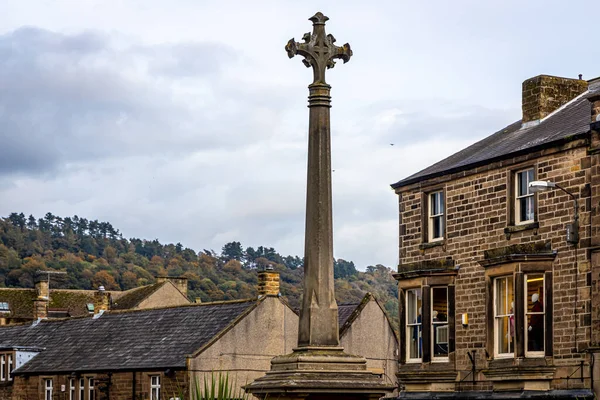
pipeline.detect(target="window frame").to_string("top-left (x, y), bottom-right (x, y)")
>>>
top-left (427, 190), bottom-right (445, 242)
top-left (88, 378), bottom-right (95, 400)
top-left (525, 273), bottom-right (545, 358)
top-left (150, 375), bottom-right (161, 400)
top-left (482, 257), bottom-right (554, 361)
top-left (1, 354), bottom-right (5, 381)
top-left (7, 354), bottom-right (12, 381)
top-left (69, 378), bottom-right (75, 400)
top-left (398, 276), bottom-right (456, 365)
top-left (45, 378), bottom-right (53, 400)
top-left (405, 288), bottom-right (423, 363)
top-left (79, 378), bottom-right (85, 400)
top-left (513, 167), bottom-right (536, 225)
top-left (493, 276), bottom-right (515, 358)
top-left (431, 286), bottom-right (449, 362)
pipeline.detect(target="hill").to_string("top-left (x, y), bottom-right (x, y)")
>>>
top-left (0, 212), bottom-right (398, 328)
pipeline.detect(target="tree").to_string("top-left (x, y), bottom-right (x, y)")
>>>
top-left (221, 241), bottom-right (244, 262)
top-left (91, 270), bottom-right (119, 290)
top-left (334, 259), bottom-right (358, 279)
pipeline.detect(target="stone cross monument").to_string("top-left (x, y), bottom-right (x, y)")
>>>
top-left (246, 13), bottom-right (392, 400)
top-left (288, 11), bottom-right (351, 349)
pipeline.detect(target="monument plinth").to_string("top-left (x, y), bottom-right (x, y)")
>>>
top-left (245, 12), bottom-right (393, 399)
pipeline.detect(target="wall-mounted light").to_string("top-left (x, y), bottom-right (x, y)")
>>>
top-left (529, 180), bottom-right (579, 245)
top-left (462, 313), bottom-right (468, 327)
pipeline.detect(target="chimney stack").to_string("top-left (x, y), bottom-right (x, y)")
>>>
top-left (156, 276), bottom-right (188, 296)
top-left (93, 286), bottom-right (110, 314)
top-left (258, 266), bottom-right (280, 297)
top-left (522, 75), bottom-right (588, 126)
top-left (33, 275), bottom-right (49, 319)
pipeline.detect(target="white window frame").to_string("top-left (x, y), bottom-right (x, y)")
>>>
top-left (406, 288), bottom-right (422, 363)
top-left (428, 191), bottom-right (444, 241)
top-left (493, 276), bottom-right (514, 358)
top-left (1, 354), bottom-right (5, 381)
top-left (525, 273), bottom-right (545, 358)
top-left (79, 378), bottom-right (85, 400)
top-left (431, 286), bottom-right (449, 362)
top-left (150, 375), bottom-right (161, 400)
top-left (88, 378), bottom-right (95, 400)
top-left (7, 354), bottom-right (12, 381)
top-left (45, 378), bottom-right (53, 400)
top-left (69, 378), bottom-right (75, 400)
top-left (515, 168), bottom-right (535, 225)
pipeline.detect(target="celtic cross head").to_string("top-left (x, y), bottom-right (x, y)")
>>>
top-left (285, 12), bottom-right (352, 85)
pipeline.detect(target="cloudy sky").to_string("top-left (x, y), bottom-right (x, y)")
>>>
top-left (1, 1), bottom-right (599, 269)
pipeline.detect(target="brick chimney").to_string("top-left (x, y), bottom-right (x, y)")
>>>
top-left (258, 267), bottom-right (280, 297)
top-left (33, 276), bottom-right (49, 319)
top-left (93, 286), bottom-right (111, 314)
top-left (156, 276), bottom-right (188, 296)
top-left (522, 75), bottom-right (588, 126)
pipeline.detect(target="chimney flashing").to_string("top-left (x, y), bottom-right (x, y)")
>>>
top-left (522, 74), bottom-right (588, 127)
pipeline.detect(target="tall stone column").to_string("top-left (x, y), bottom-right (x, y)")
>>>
top-left (286, 11), bottom-right (350, 349)
top-left (246, 13), bottom-right (392, 399)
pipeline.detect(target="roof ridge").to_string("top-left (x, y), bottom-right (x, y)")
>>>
top-left (106, 297), bottom-right (258, 315)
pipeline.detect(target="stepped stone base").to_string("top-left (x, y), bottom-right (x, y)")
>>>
top-left (245, 347), bottom-right (393, 399)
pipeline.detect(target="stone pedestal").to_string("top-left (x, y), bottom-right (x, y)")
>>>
top-left (246, 347), bottom-right (392, 399)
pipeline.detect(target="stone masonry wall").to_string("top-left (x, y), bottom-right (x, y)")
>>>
top-left (397, 144), bottom-right (593, 390)
top-left (8, 371), bottom-right (187, 400)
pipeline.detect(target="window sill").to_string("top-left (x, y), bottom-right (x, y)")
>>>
top-left (419, 240), bottom-right (445, 250)
top-left (504, 222), bottom-right (539, 235)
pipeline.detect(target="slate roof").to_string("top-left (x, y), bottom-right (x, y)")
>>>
top-left (0, 288), bottom-right (111, 320)
top-left (338, 302), bottom-right (360, 327)
top-left (1, 299), bottom-right (258, 375)
top-left (391, 83), bottom-right (600, 188)
top-left (110, 282), bottom-right (166, 310)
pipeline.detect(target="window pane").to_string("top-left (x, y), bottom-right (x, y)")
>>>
top-left (526, 275), bottom-right (544, 313)
top-left (433, 216), bottom-right (443, 239)
top-left (430, 193), bottom-right (438, 215)
top-left (433, 323), bottom-right (448, 357)
top-left (518, 171), bottom-right (527, 196)
top-left (495, 278), bottom-right (506, 315)
top-left (526, 274), bottom-right (544, 353)
top-left (432, 287), bottom-right (448, 321)
top-left (497, 316), bottom-right (514, 354)
top-left (409, 326), bottom-right (422, 359)
top-left (527, 314), bottom-right (545, 352)
top-left (407, 289), bottom-right (422, 323)
top-left (527, 169), bottom-right (534, 191)
top-left (526, 197), bottom-right (534, 222)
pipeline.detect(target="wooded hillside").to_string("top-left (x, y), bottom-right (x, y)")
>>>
top-left (0, 212), bottom-right (398, 327)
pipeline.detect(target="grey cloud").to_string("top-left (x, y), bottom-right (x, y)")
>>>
top-left (0, 27), bottom-right (270, 177)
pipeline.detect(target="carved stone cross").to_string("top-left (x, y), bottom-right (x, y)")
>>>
top-left (285, 12), bottom-right (352, 85)
top-left (286, 12), bottom-right (352, 348)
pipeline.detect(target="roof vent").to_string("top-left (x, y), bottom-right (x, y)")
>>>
top-left (98, 286), bottom-right (105, 292)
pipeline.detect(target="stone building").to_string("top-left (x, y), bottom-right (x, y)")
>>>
top-left (390, 74), bottom-right (600, 398)
top-left (0, 276), bottom-right (296, 400)
top-left (0, 270), bottom-right (397, 399)
top-left (0, 276), bottom-right (190, 325)
top-left (339, 293), bottom-right (399, 390)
